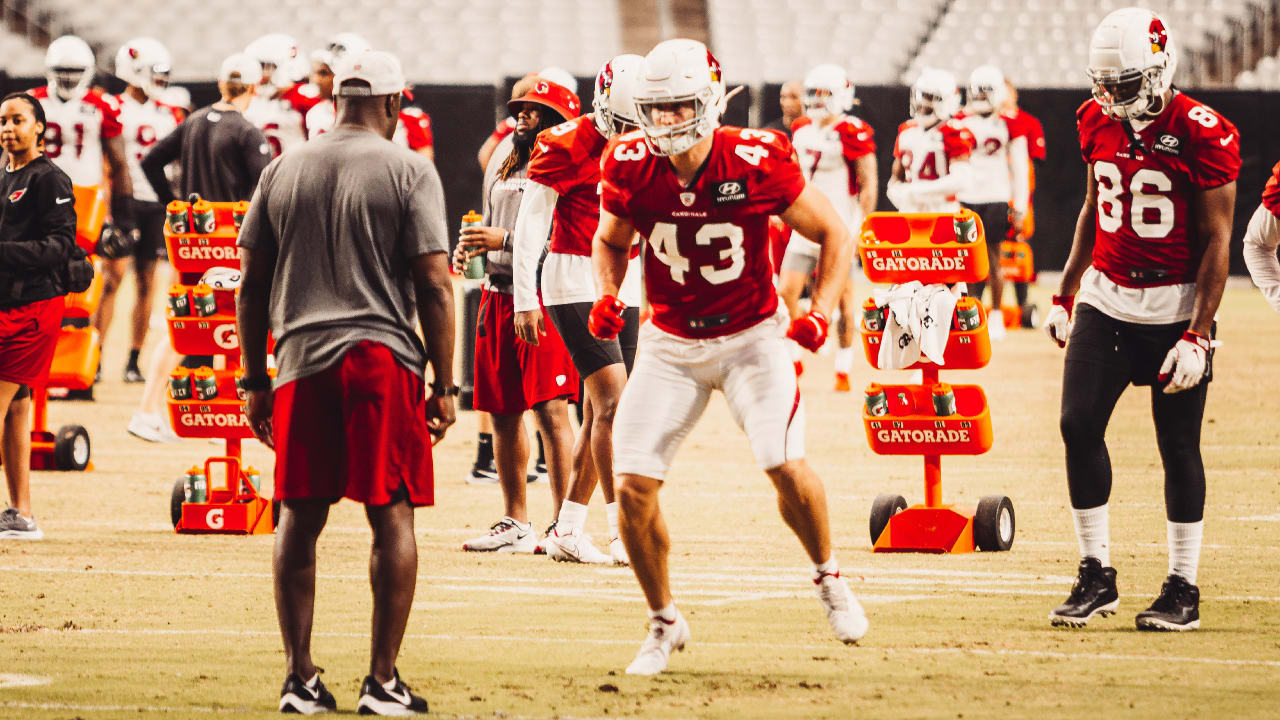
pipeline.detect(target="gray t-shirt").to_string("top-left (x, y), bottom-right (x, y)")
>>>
top-left (237, 127), bottom-right (449, 385)
top-left (480, 134), bottom-right (528, 281)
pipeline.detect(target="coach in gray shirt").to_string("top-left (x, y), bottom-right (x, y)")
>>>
top-left (236, 50), bottom-right (450, 716)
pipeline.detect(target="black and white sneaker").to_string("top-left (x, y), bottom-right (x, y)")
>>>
top-left (0, 508), bottom-right (43, 540)
top-left (1049, 557), bottom-right (1118, 628)
top-left (357, 670), bottom-right (428, 716)
top-left (279, 672), bottom-right (336, 714)
top-left (123, 364), bottom-right (145, 383)
top-left (1136, 574), bottom-right (1200, 631)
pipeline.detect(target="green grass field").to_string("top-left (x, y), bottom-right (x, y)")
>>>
top-left (1, 280), bottom-right (1278, 719)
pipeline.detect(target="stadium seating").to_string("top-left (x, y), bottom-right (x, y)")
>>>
top-left (707, 0), bottom-right (949, 85)
top-left (909, 0), bottom-right (1264, 87)
top-left (0, 26), bottom-right (49, 77)
top-left (22, 0), bottom-right (622, 82)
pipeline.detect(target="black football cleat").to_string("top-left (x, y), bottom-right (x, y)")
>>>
top-left (279, 672), bottom-right (337, 714)
top-left (1049, 557), bottom-right (1119, 628)
top-left (357, 669), bottom-right (428, 716)
top-left (1136, 574), bottom-right (1200, 631)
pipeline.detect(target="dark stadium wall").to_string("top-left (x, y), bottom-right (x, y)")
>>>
top-left (8, 72), bottom-right (1268, 276)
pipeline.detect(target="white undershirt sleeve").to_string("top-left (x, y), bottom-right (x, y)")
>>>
top-left (512, 181), bottom-right (560, 313)
top-left (1243, 203), bottom-right (1280, 314)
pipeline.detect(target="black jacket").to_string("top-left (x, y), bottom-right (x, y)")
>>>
top-left (0, 155), bottom-right (77, 308)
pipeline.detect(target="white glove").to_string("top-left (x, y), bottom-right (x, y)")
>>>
top-left (1158, 331), bottom-right (1211, 394)
top-left (1045, 295), bottom-right (1073, 348)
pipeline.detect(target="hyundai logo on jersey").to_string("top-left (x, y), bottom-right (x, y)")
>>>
top-left (713, 179), bottom-right (747, 204)
top-left (1153, 132), bottom-right (1183, 157)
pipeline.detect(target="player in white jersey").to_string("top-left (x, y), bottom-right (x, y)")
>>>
top-left (303, 34), bottom-right (435, 160)
top-left (243, 33), bottom-right (318, 156)
top-left (778, 64), bottom-right (877, 389)
top-left (887, 68), bottom-right (975, 214)
top-left (956, 65), bottom-right (1030, 338)
top-left (34, 35), bottom-right (137, 393)
top-left (111, 37), bottom-right (184, 383)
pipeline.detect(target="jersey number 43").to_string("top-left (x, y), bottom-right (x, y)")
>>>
top-left (650, 222), bottom-right (746, 285)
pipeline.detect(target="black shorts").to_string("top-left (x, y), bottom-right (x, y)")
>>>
top-left (1066, 303), bottom-right (1215, 388)
top-left (133, 200), bottom-right (168, 263)
top-left (962, 202), bottom-right (1010, 254)
top-left (546, 302), bottom-right (640, 379)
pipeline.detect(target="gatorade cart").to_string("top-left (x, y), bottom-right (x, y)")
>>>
top-left (857, 211), bottom-right (1014, 553)
top-left (19, 186), bottom-right (107, 471)
top-left (162, 198), bottom-right (277, 534)
top-left (998, 239), bottom-right (1039, 329)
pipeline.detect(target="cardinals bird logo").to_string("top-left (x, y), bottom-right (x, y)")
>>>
top-left (8, 189), bottom-right (26, 203)
top-left (1149, 18), bottom-right (1168, 53)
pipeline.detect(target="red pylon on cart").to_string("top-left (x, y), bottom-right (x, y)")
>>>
top-left (857, 210), bottom-right (1014, 554)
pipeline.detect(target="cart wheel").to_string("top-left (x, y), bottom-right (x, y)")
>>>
top-left (869, 493), bottom-right (907, 544)
top-left (272, 500), bottom-right (281, 529)
top-left (53, 425), bottom-right (90, 471)
top-left (170, 478), bottom-right (186, 528)
top-left (974, 495), bottom-right (1015, 551)
top-left (1020, 304), bottom-right (1039, 329)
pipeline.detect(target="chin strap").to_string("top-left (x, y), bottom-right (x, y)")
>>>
top-left (1120, 119), bottom-right (1144, 155)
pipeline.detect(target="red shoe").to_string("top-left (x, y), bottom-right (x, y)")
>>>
top-left (834, 372), bottom-right (851, 392)
top-left (794, 361), bottom-right (805, 377)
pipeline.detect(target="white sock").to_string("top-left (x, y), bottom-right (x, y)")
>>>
top-left (1167, 520), bottom-right (1203, 585)
top-left (789, 341), bottom-right (802, 362)
top-left (1072, 504), bottom-right (1110, 567)
top-left (651, 602), bottom-right (677, 623)
top-left (605, 501), bottom-right (620, 539)
top-left (556, 500), bottom-right (588, 535)
top-left (814, 557), bottom-right (839, 579)
top-left (305, 673), bottom-right (319, 689)
top-left (505, 516), bottom-right (530, 531)
top-left (381, 676), bottom-right (398, 691)
top-left (834, 346), bottom-right (854, 374)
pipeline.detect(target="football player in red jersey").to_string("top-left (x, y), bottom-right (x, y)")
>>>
top-left (1046, 8), bottom-right (1239, 632)
top-left (886, 68), bottom-right (975, 215)
top-left (511, 55), bottom-right (645, 566)
top-left (1243, 161), bottom-right (1280, 314)
top-left (778, 63), bottom-right (877, 387)
top-left (590, 39), bottom-right (866, 675)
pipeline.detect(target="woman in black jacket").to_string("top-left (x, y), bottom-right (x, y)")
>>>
top-left (0, 91), bottom-right (78, 540)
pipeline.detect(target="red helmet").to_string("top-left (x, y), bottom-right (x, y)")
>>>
top-left (508, 79), bottom-right (580, 121)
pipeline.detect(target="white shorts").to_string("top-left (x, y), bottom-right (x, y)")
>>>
top-left (779, 234), bottom-right (859, 281)
top-left (541, 252), bottom-right (644, 308)
top-left (612, 309), bottom-right (805, 480)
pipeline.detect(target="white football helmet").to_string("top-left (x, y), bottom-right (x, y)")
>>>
top-left (115, 38), bottom-right (172, 99)
top-left (910, 68), bottom-right (960, 124)
top-left (1087, 7), bottom-right (1177, 120)
top-left (200, 267), bottom-right (242, 290)
top-left (634, 39), bottom-right (726, 156)
top-left (539, 66), bottom-right (577, 96)
top-left (592, 54), bottom-right (643, 138)
top-left (45, 35), bottom-right (95, 101)
top-left (803, 63), bottom-right (854, 119)
top-left (311, 32), bottom-right (368, 70)
top-left (966, 65), bottom-right (1007, 116)
top-left (244, 33), bottom-right (303, 90)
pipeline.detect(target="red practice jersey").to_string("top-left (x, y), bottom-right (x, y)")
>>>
top-left (1006, 108), bottom-right (1046, 161)
top-left (527, 114), bottom-right (608, 256)
top-left (395, 107), bottom-right (434, 151)
top-left (1261, 160), bottom-right (1280, 217)
top-left (601, 126), bottom-right (806, 339)
top-left (1077, 92), bottom-right (1240, 288)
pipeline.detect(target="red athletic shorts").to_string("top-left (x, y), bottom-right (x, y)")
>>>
top-left (473, 288), bottom-right (578, 415)
top-left (0, 297), bottom-right (63, 386)
top-left (271, 341), bottom-right (433, 506)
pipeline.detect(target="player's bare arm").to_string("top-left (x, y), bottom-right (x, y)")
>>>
top-left (237, 243), bottom-right (277, 448)
top-left (592, 208), bottom-right (634, 299)
top-left (1186, 182), bottom-right (1235, 336)
top-left (411, 251), bottom-right (457, 442)
top-left (1058, 165), bottom-right (1100, 298)
top-left (855, 152), bottom-right (878, 216)
top-left (780, 183), bottom-right (853, 317)
top-left (103, 133), bottom-right (134, 196)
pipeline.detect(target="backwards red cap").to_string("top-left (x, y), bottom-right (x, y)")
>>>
top-left (508, 79), bottom-right (580, 121)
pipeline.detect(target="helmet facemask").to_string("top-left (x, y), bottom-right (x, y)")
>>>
top-left (967, 84), bottom-right (997, 115)
top-left (803, 88), bottom-right (836, 119)
top-left (910, 88), bottom-right (945, 124)
top-left (636, 91), bottom-right (718, 156)
top-left (1087, 65), bottom-right (1165, 120)
top-left (51, 67), bottom-right (90, 101)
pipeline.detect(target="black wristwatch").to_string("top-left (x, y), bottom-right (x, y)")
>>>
top-left (239, 374), bottom-right (273, 392)
top-left (430, 382), bottom-right (461, 397)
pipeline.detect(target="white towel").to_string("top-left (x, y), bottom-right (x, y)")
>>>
top-left (874, 282), bottom-right (959, 370)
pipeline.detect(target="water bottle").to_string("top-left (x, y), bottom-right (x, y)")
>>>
top-left (461, 210), bottom-right (486, 280)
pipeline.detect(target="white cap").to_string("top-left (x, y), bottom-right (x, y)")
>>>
top-left (219, 53), bottom-right (262, 84)
top-left (334, 50), bottom-right (406, 96)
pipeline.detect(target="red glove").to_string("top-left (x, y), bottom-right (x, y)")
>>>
top-left (588, 295), bottom-right (627, 339)
top-left (787, 309), bottom-right (829, 352)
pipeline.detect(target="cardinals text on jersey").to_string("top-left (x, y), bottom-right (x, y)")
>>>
top-left (893, 118), bottom-right (975, 211)
top-left (31, 86), bottom-right (123, 187)
top-left (528, 115), bottom-right (609, 256)
top-left (790, 114), bottom-right (875, 228)
top-left (601, 126), bottom-right (806, 339)
top-left (1078, 92), bottom-right (1240, 290)
top-left (117, 94), bottom-right (183, 203)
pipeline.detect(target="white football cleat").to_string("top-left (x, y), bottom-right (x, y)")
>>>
top-left (625, 610), bottom-right (690, 676)
top-left (545, 527), bottom-right (612, 564)
top-left (462, 517), bottom-right (535, 552)
top-left (127, 412), bottom-right (180, 443)
top-left (988, 308), bottom-right (1007, 340)
top-left (815, 572), bottom-right (868, 644)
top-left (609, 536), bottom-right (630, 566)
